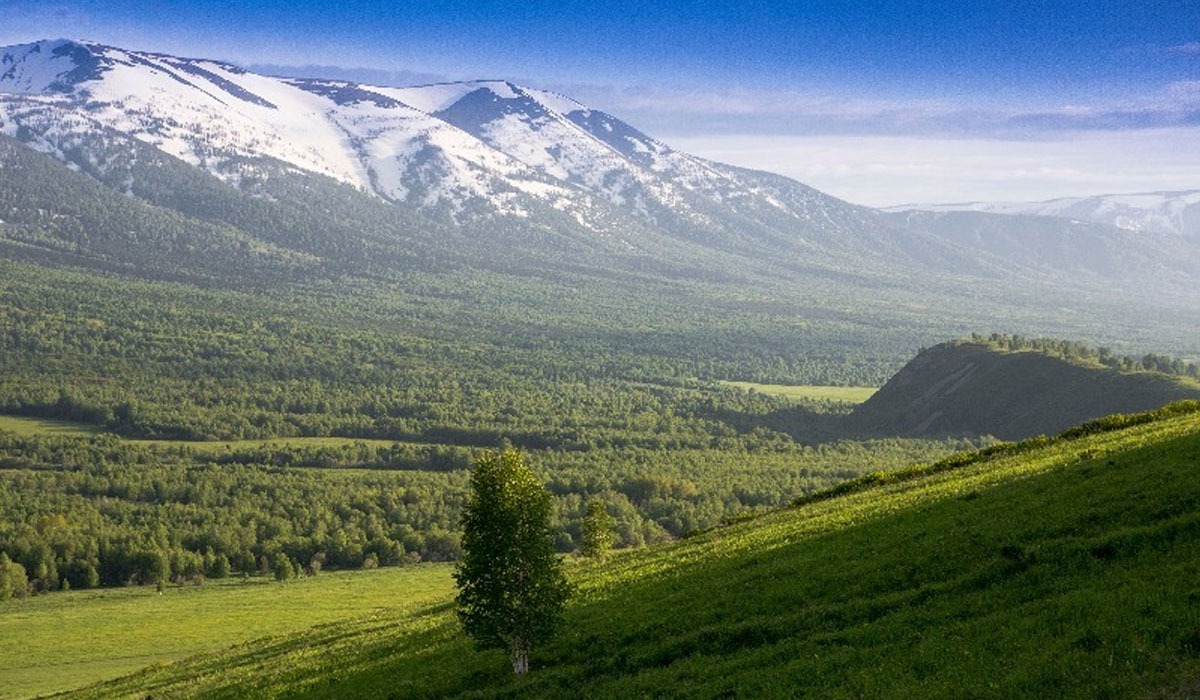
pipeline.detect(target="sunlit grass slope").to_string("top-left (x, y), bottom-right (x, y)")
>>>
top-left (63, 403), bottom-right (1200, 699)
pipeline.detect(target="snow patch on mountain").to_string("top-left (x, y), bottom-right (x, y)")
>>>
top-left (522, 87), bottom-right (587, 116)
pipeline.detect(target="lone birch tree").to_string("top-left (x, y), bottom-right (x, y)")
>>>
top-left (454, 449), bottom-right (570, 675)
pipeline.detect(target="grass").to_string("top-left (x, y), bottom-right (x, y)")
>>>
top-left (0, 566), bottom-right (454, 700)
top-left (127, 436), bottom-right (409, 453)
top-left (0, 415), bottom-right (98, 438)
top-left (0, 413), bottom-right (425, 454)
top-left (720, 381), bottom-right (877, 404)
top-left (52, 403), bottom-right (1200, 699)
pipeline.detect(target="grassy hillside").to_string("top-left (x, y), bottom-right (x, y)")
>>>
top-left (58, 402), bottom-right (1200, 699)
top-left (849, 340), bottom-right (1200, 440)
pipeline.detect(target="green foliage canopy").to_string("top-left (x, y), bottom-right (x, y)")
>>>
top-left (0, 552), bottom-right (28, 601)
top-left (454, 450), bottom-right (570, 675)
top-left (580, 499), bottom-right (615, 558)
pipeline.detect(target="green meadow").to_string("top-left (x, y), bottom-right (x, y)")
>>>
top-left (0, 416), bottom-right (98, 438)
top-left (0, 566), bottom-right (453, 700)
top-left (719, 381), bottom-right (878, 403)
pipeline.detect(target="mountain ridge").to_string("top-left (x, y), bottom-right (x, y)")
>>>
top-left (3, 37), bottom-right (1200, 306)
top-left (886, 189), bottom-right (1200, 240)
top-left (0, 38), bottom-right (821, 238)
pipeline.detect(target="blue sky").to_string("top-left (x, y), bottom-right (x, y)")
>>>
top-left (3, 0), bottom-right (1199, 205)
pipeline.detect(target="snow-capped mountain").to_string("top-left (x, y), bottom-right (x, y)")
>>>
top-left (886, 191), bottom-right (1200, 241)
top-left (0, 40), bottom-right (579, 219)
top-left (0, 39), bottom-right (878, 254)
top-left (2, 38), bottom-right (1198, 292)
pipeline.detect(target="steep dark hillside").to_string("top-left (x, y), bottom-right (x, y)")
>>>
top-left (848, 340), bottom-right (1200, 439)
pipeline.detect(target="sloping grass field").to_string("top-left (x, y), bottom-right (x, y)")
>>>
top-left (37, 402), bottom-right (1200, 699)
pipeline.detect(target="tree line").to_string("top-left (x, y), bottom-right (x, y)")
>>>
top-left (0, 428), bottom-right (969, 600)
top-left (966, 333), bottom-right (1200, 379)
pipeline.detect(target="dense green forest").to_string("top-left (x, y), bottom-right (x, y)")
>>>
top-left (0, 427), bottom-right (969, 596)
top-left (5, 259), bottom-right (1198, 446)
top-left (0, 255), bottom-right (915, 443)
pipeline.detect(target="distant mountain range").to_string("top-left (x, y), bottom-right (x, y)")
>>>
top-left (887, 190), bottom-right (1200, 241)
top-left (2, 38), bottom-right (1199, 302)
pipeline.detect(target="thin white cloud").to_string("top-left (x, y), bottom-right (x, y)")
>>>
top-left (246, 64), bottom-right (451, 87)
top-left (556, 79), bottom-right (1200, 140)
top-left (556, 82), bottom-right (958, 128)
top-left (1167, 42), bottom-right (1200, 54)
top-left (1166, 80), bottom-right (1200, 102)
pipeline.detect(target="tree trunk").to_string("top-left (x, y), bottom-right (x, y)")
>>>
top-left (510, 641), bottom-right (529, 675)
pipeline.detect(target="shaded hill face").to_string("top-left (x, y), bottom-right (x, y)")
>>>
top-left (848, 341), bottom-right (1200, 440)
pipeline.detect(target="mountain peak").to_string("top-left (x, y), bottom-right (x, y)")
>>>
top-left (2, 37), bottom-right (1197, 296)
top-left (378, 80), bottom-right (540, 114)
top-left (0, 38), bottom-right (106, 94)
